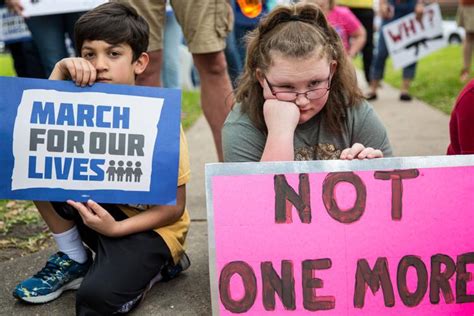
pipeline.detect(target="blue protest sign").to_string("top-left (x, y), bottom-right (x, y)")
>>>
top-left (0, 6), bottom-right (32, 44)
top-left (0, 76), bottom-right (181, 205)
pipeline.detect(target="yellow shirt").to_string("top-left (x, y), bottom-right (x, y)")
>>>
top-left (337, 0), bottom-right (373, 9)
top-left (120, 125), bottom-right (191, 264)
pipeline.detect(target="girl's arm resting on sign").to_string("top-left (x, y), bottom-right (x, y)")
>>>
top-left (67, 185), bottom-right (186, 237)
top-left (261, 99), bottom-right (300, 161)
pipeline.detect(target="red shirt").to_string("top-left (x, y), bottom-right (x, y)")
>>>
top-left (460, 0), bottom-right (474, 5)
top-left (447, 80), bottom-right (474, 155)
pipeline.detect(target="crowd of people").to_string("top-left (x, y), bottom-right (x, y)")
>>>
top-left (2, 0), bottom-right (473, 314)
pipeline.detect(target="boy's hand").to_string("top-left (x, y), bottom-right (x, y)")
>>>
top-left (50, 57), bottom-right (97, 87)
top-left (340, 143), bottom-right (383, 160)
top-left (67, 199), bottom-right (122, 237)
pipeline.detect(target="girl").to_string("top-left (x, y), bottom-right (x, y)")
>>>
top-left (223, 2), bottom-right (392, 162)
top-left (307, 0), bottom-right (367, 59)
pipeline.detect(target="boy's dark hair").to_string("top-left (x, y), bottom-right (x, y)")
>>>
top-left (74, 2), bottom-right (149, 62)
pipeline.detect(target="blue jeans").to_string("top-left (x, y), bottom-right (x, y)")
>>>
top-left (234, 23), bottom-right (257, 67)
top-left (224, 30), bottom-right (243, 88)
top-left (162, 12), bottom-right (183, 89)
top-left (370, 2), bottom-right (417, 81)
top-left (25, 12), bottom-right (84, 77)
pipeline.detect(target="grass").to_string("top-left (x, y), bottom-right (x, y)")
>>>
top-left (0, 54), bottom-right (16, 76)
top-left (363, 45), bottom-right (467, 115)
top-left (0, 52), bottom-right (202, 256)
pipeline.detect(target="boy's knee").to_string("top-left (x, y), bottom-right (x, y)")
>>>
top-left (76, 279), bottom-right (116, 315)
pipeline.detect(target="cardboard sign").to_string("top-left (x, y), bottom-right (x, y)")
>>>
top-left (20, 0), bottom-right (108, 17)
top-left (206, 156), bottom-right (474, 315)
top-left (0, 76), bottom-right (181, 205)
top-left (0, 6), bottom-right (31, 43)
top-left (382, 3), bottom-right (446, 69)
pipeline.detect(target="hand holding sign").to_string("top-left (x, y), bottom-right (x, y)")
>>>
top-left (50, 57), bottom-right (97, 87)
top-left (382, 3), bottom-right (446, 69)
top-left (68, 199), bottom-right (123, 237)
top-left (5, 0), bottom-right (24, 16)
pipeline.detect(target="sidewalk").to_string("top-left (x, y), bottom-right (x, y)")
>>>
top-left (0, 81), bottom-right (450, 315)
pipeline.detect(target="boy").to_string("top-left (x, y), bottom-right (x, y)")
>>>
top-left (12, 3), bottom-right (191, 315)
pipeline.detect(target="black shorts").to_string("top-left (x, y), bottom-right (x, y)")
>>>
top-left (51, 202), bottom-right (172, 315)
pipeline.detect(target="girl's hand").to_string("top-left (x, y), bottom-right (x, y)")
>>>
top-left (49, 57), bottom-right (97, 87)
top-left (340, 143), bottom-right (383, 160)
top-left (67, 200), bottom-right (123, 237)
top-left (263, 99), bottom-right (300, 135)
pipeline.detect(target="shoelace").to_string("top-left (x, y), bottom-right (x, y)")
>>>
top-left (33, 257), bottom-right (64, 280)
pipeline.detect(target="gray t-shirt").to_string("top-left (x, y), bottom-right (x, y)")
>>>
top-left (223, 101), bottom-right (392, 162)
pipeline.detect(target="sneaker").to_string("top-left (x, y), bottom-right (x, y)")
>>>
top-left (365, 92), bottom-right (377, 101)
top-left (161, 252), bottom-right (191, 282)
top-left (13, 250), bottom-right (92, 304)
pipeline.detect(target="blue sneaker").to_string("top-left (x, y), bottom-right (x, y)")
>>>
top-left (161, 252), bottom-right (191, 282)
top-left (13, 251), bottom-right (92, 303)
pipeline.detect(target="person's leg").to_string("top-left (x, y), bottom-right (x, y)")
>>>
top-left (462, 32), bottom-right (474, 81)
top-left (13, 202), bottom-right (91, 303)
top-left (457, 5), bottom-right (474, 81)
top-left (114, 0), bottom-right (166, 87)
top-left (21, 40), bottom-right (46, 78)
top-left (234, 23), bottom-right (254, 66)
top-left (162, 12), bottom-right (183, 88)
top-left (6, 42), bottom-right (28, 77)
top-left (75, 205), bottom-right (172, 315)
top-left (400, 62), bottom-right (417, 101)
top-left (193, 52), bottom-right (233, 162)
top-left (368, 26), bottom-right (389, 98)
top-left (25, 15), bottom-right (69, 76)
top-left (173, 0), bottom-right (234, 161)
top-left (351, 8), bottom-right (374, 84)
top-left (64, 11), bottom-right (86, 54)
top-left (224, 30), bottom-right (243, 88)
top-left (139, 49), bottom-right (163, 86)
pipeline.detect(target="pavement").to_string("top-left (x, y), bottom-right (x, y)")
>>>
top-left (0, 78), bottom-right (450, 315)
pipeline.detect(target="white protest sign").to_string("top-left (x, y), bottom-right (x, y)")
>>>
top-left (0, 7), bottom-right (31, 43)
top-left (20, 0), bottom-right (108, 17)
top-left (11, 89), bottom-right (163, 192)
top-left (382, 3), bottom-right (446, 69)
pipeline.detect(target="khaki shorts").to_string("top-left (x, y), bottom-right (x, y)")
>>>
top-left (457, 5), bottom-right (474, 33)
top-left (114, 0), bottom-right (233, 54)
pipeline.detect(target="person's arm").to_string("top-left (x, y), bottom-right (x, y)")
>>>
top-left (67, 185), bottom-right (186, 237)
top-left (49, 57), bottom-right (97, 87)
top-left (260, 99), bottom-right (300, 161)
top-left (348, 26), bottom-right (366, 58)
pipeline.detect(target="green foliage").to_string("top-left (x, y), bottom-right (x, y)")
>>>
top-left (382, 45), bottom-right (466, 115)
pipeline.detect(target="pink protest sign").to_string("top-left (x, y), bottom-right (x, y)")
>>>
top-left (205, 156), bottom-right (474, 315)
